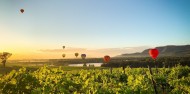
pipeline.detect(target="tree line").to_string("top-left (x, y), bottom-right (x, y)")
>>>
top-left (101, 57), bottom-right (190, 68)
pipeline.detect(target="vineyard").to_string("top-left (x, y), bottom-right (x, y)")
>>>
top-left (0, 65), bottom-right (190, 94)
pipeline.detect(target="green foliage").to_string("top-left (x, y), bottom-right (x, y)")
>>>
top-left (0, 65), bottom-right (190, 94)
top-left (102, 57), bottom-right (190, 68)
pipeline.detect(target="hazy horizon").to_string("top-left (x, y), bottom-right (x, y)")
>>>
top-left (7, 46), bottom-right (149, 60)
top-left (4, 44), bottom-right (190, 60)
top-left (1, 0), bottom-right (190, 59)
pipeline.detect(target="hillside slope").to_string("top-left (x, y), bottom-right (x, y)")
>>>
top-left (118, 45), bottom-right (190, 57)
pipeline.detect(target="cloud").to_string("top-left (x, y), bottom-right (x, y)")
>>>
top-left (89, 46), bottom-right (150, 56)
top-left (39, 47), bottom-right (86, 53)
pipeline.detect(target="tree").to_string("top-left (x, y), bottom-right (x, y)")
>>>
top-left (0, 52), bottom-right (12, 67)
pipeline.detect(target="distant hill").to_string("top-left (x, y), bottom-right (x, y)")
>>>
top-left (118, 45), bottom-right (190, 57)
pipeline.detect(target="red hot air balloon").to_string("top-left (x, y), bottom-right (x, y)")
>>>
top-left (81, 54), bottom-right (86, 59)
top-left (20, 9), bottom-right (24, 13)
top-left (149, 48), bottom-right (159, 59)
top-left (104, 55), bottom-right (110, 63)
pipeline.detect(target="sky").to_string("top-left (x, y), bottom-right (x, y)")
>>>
top-left (0, 0), bottom-right (190, 59)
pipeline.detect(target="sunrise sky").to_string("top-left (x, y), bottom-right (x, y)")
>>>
top-left (0, 0), bottom-right (190, 60)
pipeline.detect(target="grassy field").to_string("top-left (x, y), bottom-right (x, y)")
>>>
top-left (1, 56), bottom-right (190, 75)
top-left (0, 63), bottom-right (105, 75)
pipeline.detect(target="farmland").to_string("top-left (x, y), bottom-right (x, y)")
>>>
top-left (0, 65), bottom-right (190, 93)
top-left (0, 57), bottom-right (190, 93)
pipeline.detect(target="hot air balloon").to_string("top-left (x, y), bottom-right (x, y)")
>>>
top-left (75, 53), bottom-right (79, 58)
top-left (148, 48), bottom-right (159, 94)
top-left (149, 48), bottom-right (159, 59)
top-left (62, 46), bottom-right (65, 49)
top-left (20, 9), bottom-right (24, 13)
top-left (62, 54), bottom-right (66, 58)
top-left (104, 55), bottom-right (110, 63)
top-left (81, 54), bottom-right (86, 60)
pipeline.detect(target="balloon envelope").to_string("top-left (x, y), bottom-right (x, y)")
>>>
top-left (104, 55), bottom-right (110, 63)
top-left (81, 54), bottom-right (86, 59)
top-left (75, 53), bottom-right (79, 57)
top-left (20, 9), bottom-right (24, 13)
top-left (149, 48), bottom-right (159, 59)
top-left (62, 46), bottom-right (65, 49)
top-left (62, 54), bottom-right (66, 58)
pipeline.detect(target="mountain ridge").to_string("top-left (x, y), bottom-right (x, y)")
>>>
top-left (118, 45), bottom-right (190, 57)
